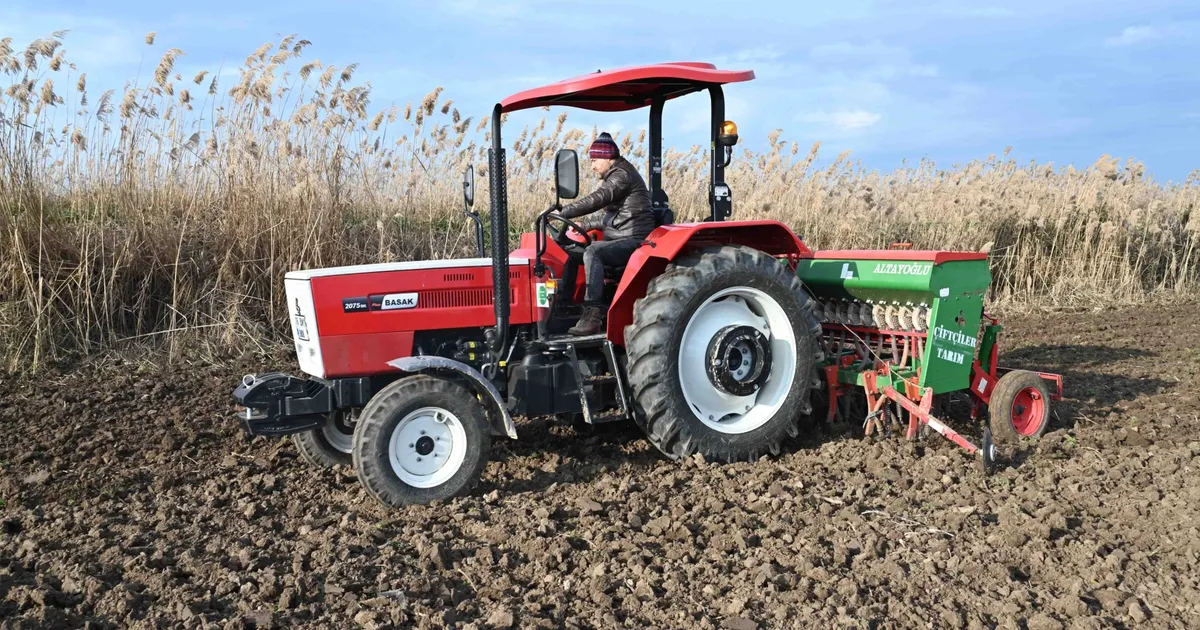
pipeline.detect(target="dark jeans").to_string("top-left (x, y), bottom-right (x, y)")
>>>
top-left (559, 238), bottom-right (642, 306)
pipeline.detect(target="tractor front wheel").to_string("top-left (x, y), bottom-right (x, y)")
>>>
top-left (292, 409), bottom-right (357, 468)
top-left (989, 370), bottom-right (1052, 443)
top-left (625, 245), bottom-right (823, 462)
top-left (351, 375), bottom-right (491, 507)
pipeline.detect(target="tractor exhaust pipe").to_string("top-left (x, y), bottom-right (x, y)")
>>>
top-left (488, 103), bottom-right (509, 357)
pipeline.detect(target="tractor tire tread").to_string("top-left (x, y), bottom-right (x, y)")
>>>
top-left (292, 427), bottom-right (352, 469)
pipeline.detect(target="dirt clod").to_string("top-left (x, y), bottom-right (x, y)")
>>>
top-left (722, 617), bottom-right (758, 630)
top-left (575, 497), bottom-right (603, 514)
top-left (485, 608), bottom-right (514, 628)
top-left (1028, 613), bottom-right (1064, 630)
top-left (1128, 599), bottom-right (1149, 623)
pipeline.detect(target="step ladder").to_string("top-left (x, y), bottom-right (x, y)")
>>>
top-left (546, 333), bottom-right (633, 425)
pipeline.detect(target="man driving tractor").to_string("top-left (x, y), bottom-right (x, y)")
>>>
top-left (556, 132), bottom-right (656, 336)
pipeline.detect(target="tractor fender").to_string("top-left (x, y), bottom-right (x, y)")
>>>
top-left (607, 220), bottom-right (813, 346)
top-left (385, 356), bottom-right (518, 440)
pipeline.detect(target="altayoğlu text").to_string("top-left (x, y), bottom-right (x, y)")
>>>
top-left (873, 262), bottom-right (932, 276)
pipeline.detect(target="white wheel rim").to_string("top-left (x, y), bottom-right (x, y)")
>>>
top-left (387, 407), bottom-right (467, 488)
top-left (678, 286), bottom-right (797, 434)
top-left (321, 412), bottom-right (355, 454)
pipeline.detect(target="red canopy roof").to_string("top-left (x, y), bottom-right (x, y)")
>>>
top-left (499, 62), bottom-right (755, 113)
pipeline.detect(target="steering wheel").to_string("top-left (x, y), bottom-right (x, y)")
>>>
top-left (545, 212), bottom-right (593, 247)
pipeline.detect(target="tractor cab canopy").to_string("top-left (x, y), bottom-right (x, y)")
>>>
top-left (498, 62), bottom-right (754, 113)
top-left (490, 62), bottom-right (754, 224)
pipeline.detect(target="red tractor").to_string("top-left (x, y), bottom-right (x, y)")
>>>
top-left (233, 63), bottom-right (826, 508)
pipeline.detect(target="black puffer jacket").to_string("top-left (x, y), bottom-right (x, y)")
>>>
top-left (559, 157), bottom-right (655, 241)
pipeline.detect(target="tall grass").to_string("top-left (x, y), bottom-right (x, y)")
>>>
top-left (2, 32), bottom-right (1198, 369)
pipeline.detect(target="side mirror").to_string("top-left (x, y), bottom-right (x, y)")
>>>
top-left (555, 149), bottom-right (579, 200)
top-left (463, 165), bottom-right (475, 208)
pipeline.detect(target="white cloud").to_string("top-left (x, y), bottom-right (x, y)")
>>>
top-left (799, 109), bottom-right (882, 131)
top-left (441, 0), bottom-right (527, 19)
top-left (1105, 26), bottom-right (1159, 47)
top-left (732, 46), bottom-right (785, 63)
top-left (809, 41), bottom-right (939, 79)
top-left (673, 92), bottom-right (751, 134)
top-left (962, 7), bottom-right (1013, 17)
top-left (909, 64), bottom-right (939, 77)
top-left (938, 6), bottom-right (1014, 18)
top-left (2, 12), bottom-right (144, 71)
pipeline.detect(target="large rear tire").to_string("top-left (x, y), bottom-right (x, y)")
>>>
top-left (352, 375), bottom-right (490, 507)
top-left (625, 245), bottom-right (823, 462)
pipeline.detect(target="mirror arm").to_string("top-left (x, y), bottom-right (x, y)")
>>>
top-left (533, 204), bottom-right (558, 277)
top-left (473, 211), bottom-right (485, 257)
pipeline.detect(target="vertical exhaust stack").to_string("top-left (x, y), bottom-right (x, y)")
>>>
top-left (488, 104), bottom-right (509, 356)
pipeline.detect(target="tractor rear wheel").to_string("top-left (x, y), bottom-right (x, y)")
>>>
top-left (292, 410), bottom-right (356, 468)
top-left (989, 370), bottom-right (1052, 443)
top-left (351, 375), bottom-right (490, 507)
top-left (625, 245), bottom-right (823, 462)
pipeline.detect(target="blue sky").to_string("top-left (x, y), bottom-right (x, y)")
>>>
top-left (5, 0), bottom-right (1199, 182)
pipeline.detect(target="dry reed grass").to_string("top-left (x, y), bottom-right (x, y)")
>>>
top-left (2, 32), bottom-right (1198, 370)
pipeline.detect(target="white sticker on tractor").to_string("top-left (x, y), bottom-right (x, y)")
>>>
top-left (977, 378), bottom-right (988, 393)
top-left (939, 287), bottom-right (950, 297)
top-left (293, 314), bottom-right (309, 341)
top-left (840, 263), bottom-right (854, 279)
top-left (536, 283), bottom-right (550, 308)
top-left (381, 292), bottom-right (418, 310)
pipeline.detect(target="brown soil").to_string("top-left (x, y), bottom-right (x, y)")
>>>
top-left (2, 302), bottom-right (1199, 629)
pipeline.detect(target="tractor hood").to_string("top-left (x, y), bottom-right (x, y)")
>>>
top-left (283, 256), bottom-right (534, 378)
top-left (284, 257), bottom-right (528, 280)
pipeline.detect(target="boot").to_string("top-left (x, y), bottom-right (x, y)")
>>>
top-left (568, 306), bottom-right (605, 336)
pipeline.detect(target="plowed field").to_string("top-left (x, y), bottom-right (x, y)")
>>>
top-left (3, 302), bottom-right (1199, 629)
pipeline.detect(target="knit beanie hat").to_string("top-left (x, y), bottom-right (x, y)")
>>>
top-left (588, 132), bottom-right (620, 159)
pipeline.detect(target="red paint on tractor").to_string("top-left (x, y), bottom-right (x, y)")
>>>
top-left (606, 220), bottom-right (813, 346)
top-left (881, 385), bottom-right (980, 454)
top-left (304, 260), bottom-right (537, 378)
top-left (321, 331), bottom-right (415, 377)
top-left (500, 63), bottom-right (755, 113)
top-left (1010, 386), bottom-right (1046, 436)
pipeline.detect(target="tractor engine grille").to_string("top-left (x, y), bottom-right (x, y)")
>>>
top-left (417, 287), bottom-right (517, 309)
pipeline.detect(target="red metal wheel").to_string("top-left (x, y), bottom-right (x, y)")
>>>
top-left (1009, 386), bottom-right (1046, 437)
top-left (989, 370), bottom-right (1052, 443)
